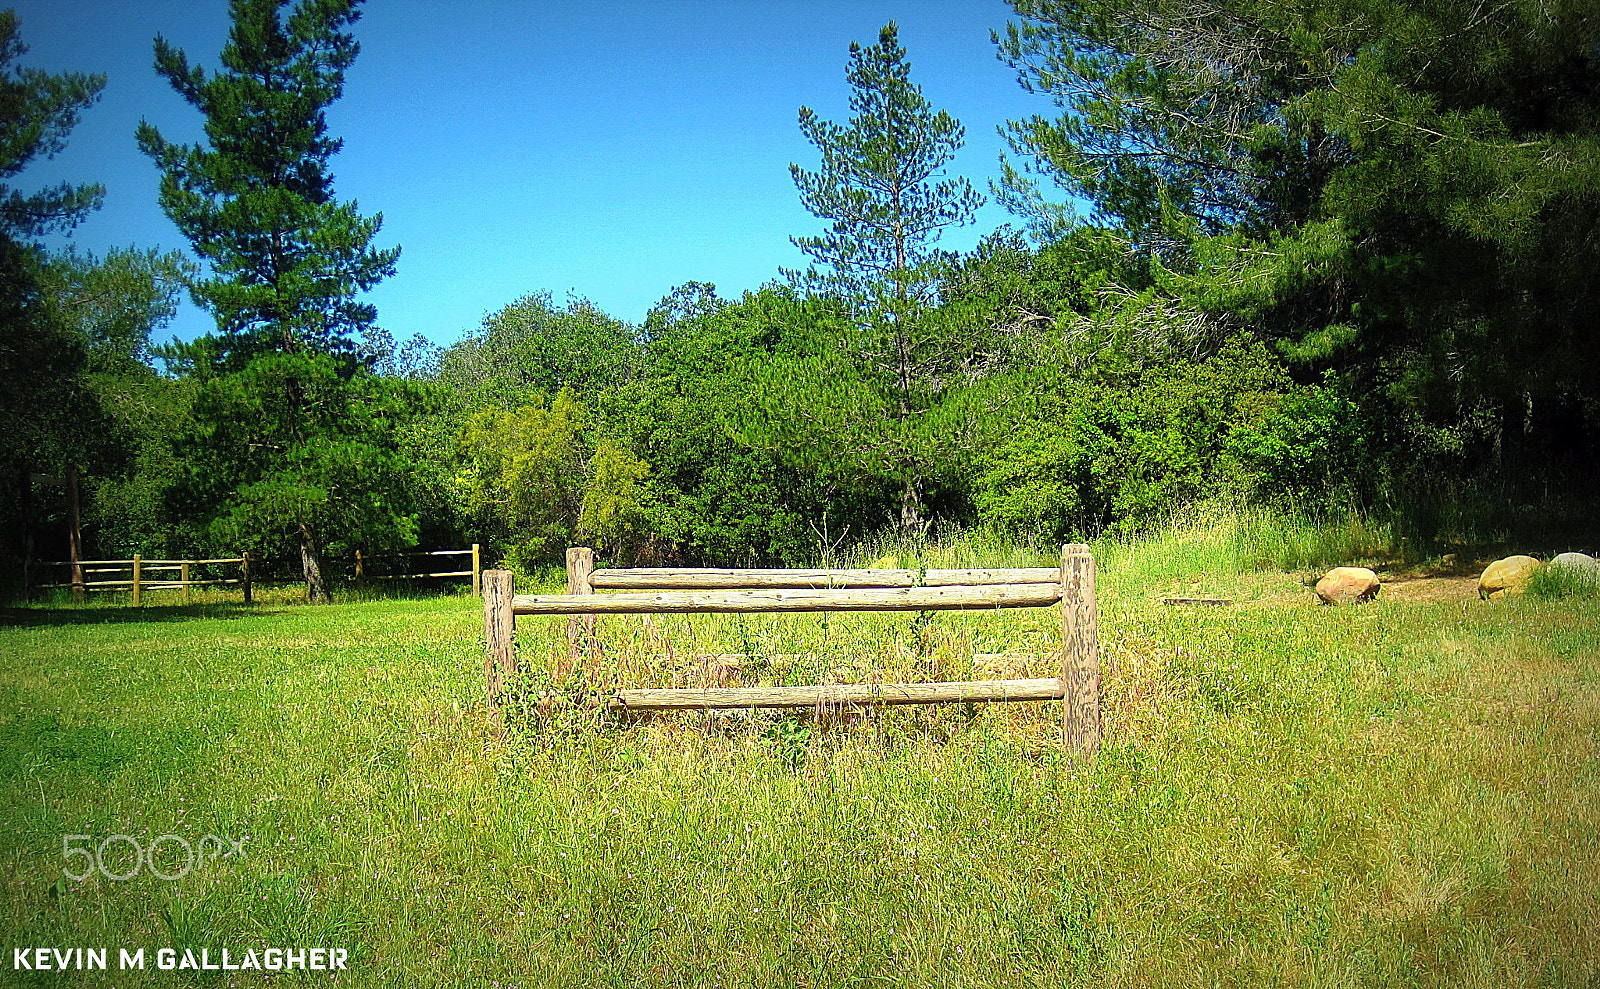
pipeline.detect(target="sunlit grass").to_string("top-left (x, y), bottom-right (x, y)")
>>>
top-left (2, 512), bottom-right (1597, 986)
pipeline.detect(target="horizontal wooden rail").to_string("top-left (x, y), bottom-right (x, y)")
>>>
top-left (589, 567), bottom-right (1061, 590)
top-left (611, 678), bottom-right (1064, 711)
top-left (39, 577), bottom-right (245, 590)
top-left (512, 584), bottom-right (1062, 616)
top-left (40, 557), bottom-right (244, 566)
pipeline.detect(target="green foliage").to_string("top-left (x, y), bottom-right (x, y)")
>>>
top-left (456, 388), bottom-right (586, 564)
top-left (976, 337), bottom-right (1292, 537)
top-left (0, 11), bottom-right (108, 576)
top-left (576, 439), bottom-right (655, 561)
top-left (1225, 373), bottom-right (1367, 502)
top-left (37, 245), bottom-right (195, 373)
top-left (606, 284), bottom-right (878, 566)
top-left (789, 22), bottom-right (983, 307)
top-left (437, 292), bottom-right (638, 406)
top-left (0, 9), bottom-right (104, 239)
top-left (173, 346), bottom-right (422, 563)
top-left (996, 0), bottom-right (1600, 514)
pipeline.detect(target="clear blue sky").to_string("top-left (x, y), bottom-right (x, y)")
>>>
top-left (13, 0), bottom-right (1045, 347)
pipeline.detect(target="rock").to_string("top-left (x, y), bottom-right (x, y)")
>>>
top-left (1478, 555), bottom-right (1542, 600)
top-left (1550, 552), bottom-right (1600, 584)
top-left (1315, 566), bottom-right (1381, 604)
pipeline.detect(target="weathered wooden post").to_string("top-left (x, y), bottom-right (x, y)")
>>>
top-left (241, 552), bottom-right (252, 604)
top-left (1060, 544), bottom-right (1101, 760)
top-left (181, 561), bottom-right (191, 604)
top-left (565, 546), bottom-right (596, 660)
top-left (483, 569), bottom-right (516, 717)
top-left (132, 554), bottom-right (142, 608)
top-left (471, 543), bottom-right (482, 598)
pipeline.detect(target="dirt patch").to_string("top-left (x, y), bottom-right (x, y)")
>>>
top-left (1380, 575), bottom-right (1480, 604)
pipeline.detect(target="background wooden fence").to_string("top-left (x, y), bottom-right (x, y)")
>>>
top-left (35, 555), bottom-right (252, 605)
top-left (354, 545), bottom-right (482, 597)
top-left (32, 544), bottom-right (482, 603)
top-left (483, 545), bottom-right (1102, 756)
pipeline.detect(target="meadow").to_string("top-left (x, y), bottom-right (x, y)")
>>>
top-left (2, 514), bottom-right (1597, 987)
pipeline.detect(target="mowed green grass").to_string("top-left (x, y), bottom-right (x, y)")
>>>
top-left (2, 531), bottom-right (1598, 987)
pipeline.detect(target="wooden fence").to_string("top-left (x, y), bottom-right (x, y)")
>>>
top-left (36, 554), bottom-right (252, 605)
top-left (355, 544), bottom-right (482, 597)
top-left (482, 544), bottom-right (1101, 756)
top-left (34, 544), bottom-right (480, 603)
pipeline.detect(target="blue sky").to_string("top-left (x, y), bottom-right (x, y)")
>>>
top-left (13, 0), bottom-right (1046, 347)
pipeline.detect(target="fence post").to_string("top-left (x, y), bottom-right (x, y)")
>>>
top-left (1060, 544), bottom-right (1101, 760)
top-left (566, 547), bottom-right (596, 661)
top-left (483, 569), bottom-right (516, 719)
top-left (241, 552), bottom-right (252, 604)
top-left (181, 561), bottom-right (191, 604)
top-left (132, 554), bottom-right (142, 608)
top-left (471, 543), bottom-right (482, 598)
top-left (354, 550), bottom-right (364, 588)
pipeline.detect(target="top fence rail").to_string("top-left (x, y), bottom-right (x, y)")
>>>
top-left (587, 567), bottom-right (1061, 590)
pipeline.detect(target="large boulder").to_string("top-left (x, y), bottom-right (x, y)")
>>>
top-left (1316, 566), bottom-right (1381, 604)
top-left (1550, 552), bottom-right (1600, 585)
top-left (1479, 555), bottom-right (1542, 600)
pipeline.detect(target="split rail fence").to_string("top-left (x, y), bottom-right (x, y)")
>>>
top-left (355, 544), bottom-right (482, 597)
top-left (482, 544), bottom-right (1101, 755)
top-left (35, 555), bottom-right (252, 605)
top-left (33, 545), bottom-right (482, 603)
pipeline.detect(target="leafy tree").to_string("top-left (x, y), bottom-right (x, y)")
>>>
top-left (785, 22), bottom-right (985, 532)
top-left (437, 292), bottom-right (638, 407)
top-left (577, 439), bottom-right (655, 561)
top-left (456, 389), bottom-right (586, 569)
top-left (38, 246), bottom-right (194, 373)
top-left (975, 336), bottom-right (1292, 536)
top-left (32, 246), bottom-right (196, 560)
top-left (137, 0), bottom-right (402, 600)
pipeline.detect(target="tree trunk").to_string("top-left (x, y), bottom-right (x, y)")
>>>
top-left (19, 465), bottom-right (34, 601)
top-left (299, 521), bottom-right (328, 603)
top-left (899, 474), bottom-right (923, 534)
top-left (66, 463), bottom-right (83, 603)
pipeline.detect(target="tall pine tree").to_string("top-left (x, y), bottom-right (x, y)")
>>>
top-left (786, 22), bottom-right (984, 532)
top-left (138, 0), bottom-right (404, 601)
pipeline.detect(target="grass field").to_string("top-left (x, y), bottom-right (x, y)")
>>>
top-left (2, 517), bottom-right (1598, 987)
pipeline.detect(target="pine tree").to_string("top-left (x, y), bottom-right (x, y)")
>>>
top-left (0, 9), bottom-right (106, 575)
top-left (138, 0), bottom-right (403, 601)
top-left (788, 22), bottom-right (983, 532)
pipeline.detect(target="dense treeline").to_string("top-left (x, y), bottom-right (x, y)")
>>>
top-left (4, 0), bottom-right (1597, 596)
